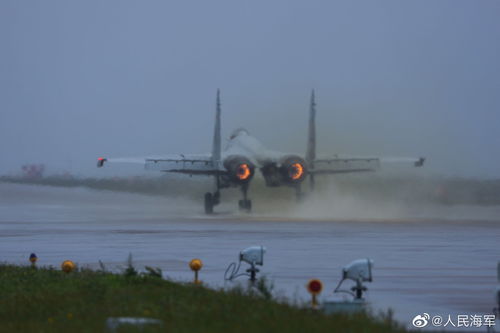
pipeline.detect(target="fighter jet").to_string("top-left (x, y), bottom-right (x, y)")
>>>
top-left (97, 90), bottom-right (424, 213)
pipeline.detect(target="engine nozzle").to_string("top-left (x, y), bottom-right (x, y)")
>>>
top-left (279, 156), bottom-right (307, 184)
top-left (236, 163), bottom-right (252, 181)
top-left (224, 156), bottom-right (255, 183)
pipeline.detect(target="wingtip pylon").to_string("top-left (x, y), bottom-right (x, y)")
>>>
top-left (415, 157), bottom-right (425, 167)
top-left (97, 157), bottom-right (107, 168)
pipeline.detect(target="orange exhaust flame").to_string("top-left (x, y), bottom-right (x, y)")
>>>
top-left (290, 163), bottom-right (304, 180)
top-left (236, 164), bottom-right (251, 180)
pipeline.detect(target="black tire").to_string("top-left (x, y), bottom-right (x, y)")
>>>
top-left (238, 199), bottom-right (252, 212)
top-left (204, 192), bottom-right (213, 214)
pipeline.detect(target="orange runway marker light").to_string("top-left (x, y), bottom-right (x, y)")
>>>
top-left (307, 279), bottom-right (323, 309)
top-left (189, 259), bottom-right (203, 284)
top-left (61, 260), bottom-right (75, 273)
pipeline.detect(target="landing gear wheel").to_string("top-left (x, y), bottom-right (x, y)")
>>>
top-left (238, 199), bottom-right (252, 212)
top-left (204, 192), bottom-right (214, 214)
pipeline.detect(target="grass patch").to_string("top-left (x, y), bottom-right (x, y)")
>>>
top-left (0, 264), bottom-right (406, 332)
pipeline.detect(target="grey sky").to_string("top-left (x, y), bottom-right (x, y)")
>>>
top-left (1, 1), bottom-right (499, 178)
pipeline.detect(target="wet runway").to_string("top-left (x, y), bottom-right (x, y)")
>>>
top-left (1, 182), bottom-right (499, 330)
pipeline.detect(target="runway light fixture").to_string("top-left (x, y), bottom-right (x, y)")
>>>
top-left (189, 258), bottom-right (203, 284)
top-left (224, 245), bottom-right (266, 282)
top-left (306, 279), bottom-right (323, 309)
top-left (61, 260), bottom-right (75, 273)
top-left (29, 253), bottom-right (38, 268)
top-left (333, 258), bottom-right (374, 300)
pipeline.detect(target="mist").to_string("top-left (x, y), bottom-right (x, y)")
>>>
top-left (1, 0), bottom-right (500, 178)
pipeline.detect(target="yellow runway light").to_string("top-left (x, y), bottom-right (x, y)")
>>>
top-left (61, 260), bottom-right (75, 273)
top-left (189, 259), bottom-right (203, 284)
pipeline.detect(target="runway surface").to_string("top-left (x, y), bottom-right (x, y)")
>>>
top-left (1, 182), bottom-right (499, 330)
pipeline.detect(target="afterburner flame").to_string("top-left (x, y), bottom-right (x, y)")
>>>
top-left (290, 163), bottom-right (304, 180)
top-left (236, 164), bottom-right (251, 180)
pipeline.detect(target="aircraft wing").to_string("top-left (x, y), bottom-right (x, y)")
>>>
top-left (311, 157), bottom-right (380, 174)
top-left (305, 90), bottom-right (425, 176)
top-left (310, 156), bottom-right (424, 174)
top-left (97, 154), bottom-right (224, 175)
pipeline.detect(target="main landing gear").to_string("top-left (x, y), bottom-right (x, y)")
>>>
top-left (238, 185), bottom-right (252, 212)
top-left (204, 191), bottom-right (220, 214)
top-left (204, 186), bottom-right (252, 214)
top-left (295, 184), bottom-right (306, 202)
